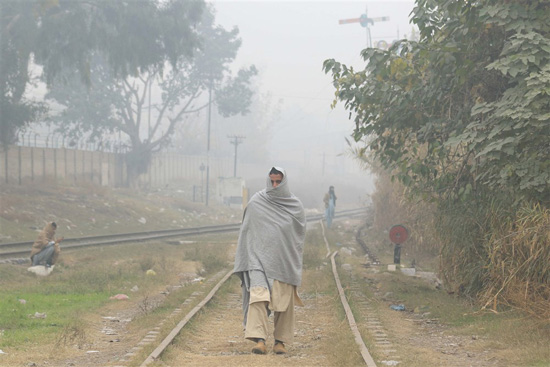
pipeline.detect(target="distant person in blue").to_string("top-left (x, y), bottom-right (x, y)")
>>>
top-left (323, 186), bottom-right (337, 228)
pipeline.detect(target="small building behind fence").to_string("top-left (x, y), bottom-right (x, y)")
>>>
top-left (216, 177), bottom-right (247, 209)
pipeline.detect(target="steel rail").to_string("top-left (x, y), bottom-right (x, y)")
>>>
top-left (0, 207), bottom-right (366, 259)
top-left (141, 269), bottom-right (234, 366)
top-left (138, 208), bottom-right (373, 366)
top-left (330, 250), bottom-right (377, 366)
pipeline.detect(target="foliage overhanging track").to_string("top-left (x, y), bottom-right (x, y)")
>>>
top-left (0, 208), bottom-right (366, 260)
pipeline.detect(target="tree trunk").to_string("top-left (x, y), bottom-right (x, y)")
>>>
top-left (125, 144), bottom-right (152, 188)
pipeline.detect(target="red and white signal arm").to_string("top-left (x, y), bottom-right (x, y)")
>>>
top-left (389, 225), bottom-right (409, 244)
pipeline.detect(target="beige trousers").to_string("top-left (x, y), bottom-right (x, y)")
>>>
top-left (244, 280), bottom-right (303, 344)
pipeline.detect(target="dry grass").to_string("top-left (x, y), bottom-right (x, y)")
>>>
top-left (0, 181), bottom-right (242, 244)
top-left (54, 318), bottom-right (88, 349)
top-left (0, 195), bottom-right (36, 222)
top-left (369, 168), bottom-right (550, 323)
top-left (481, 204), bottom-right (550, 319)
top-left (138, 256), bottom-right (156, 272)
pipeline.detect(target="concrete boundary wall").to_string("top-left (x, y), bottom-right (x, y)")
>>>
top-left (139, 153), bottom-right (233, 188)
top-left (0, 146), bottom-right (123, 187)
top-left (0, 145), bottom-right (233, 190)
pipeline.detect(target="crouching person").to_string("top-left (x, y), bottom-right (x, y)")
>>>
top-left (30, 222), bottom-right (63, 269)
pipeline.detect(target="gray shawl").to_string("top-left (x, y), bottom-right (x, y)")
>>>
top-left (233, 167), bottom-right (306, 286)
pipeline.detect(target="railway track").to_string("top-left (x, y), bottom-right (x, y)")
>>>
top-left (3, 207), bottom-right (387, 365)
top-left (0, 207), bottom-right (365, 260)
top-left (1, 206), bottom-right (509, 366)
top-left (122, 216), bottom-right (383, 367)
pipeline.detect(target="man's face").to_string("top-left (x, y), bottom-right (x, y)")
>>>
top-left (269, 173), bottom-right (283, 188)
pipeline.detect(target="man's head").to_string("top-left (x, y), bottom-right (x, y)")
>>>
top-left (269, 167), bottom-right (284, 188)
top-left (266, 166), bottom-right (291, 197)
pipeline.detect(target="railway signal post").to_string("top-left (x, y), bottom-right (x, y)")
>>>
top-left (338, 6), bottom-right (389, 47)
top-left (389, 224), bottom-right (409, 265)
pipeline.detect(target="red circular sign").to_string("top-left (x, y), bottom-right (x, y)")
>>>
top-left (389, 225), bottom-right (409, 244)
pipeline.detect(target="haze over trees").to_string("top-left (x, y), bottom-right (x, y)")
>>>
top-left (45, 6), bottom-right (256, 184)
top-left (1, 0), bottom-right (202, 146)
top-left (1, 0), bottom-right (256, 184)
top-left (325, 0), bottom-right (550, 318)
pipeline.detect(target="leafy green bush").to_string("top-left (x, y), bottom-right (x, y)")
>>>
top-left (138, 256), bottom-right (156, 272)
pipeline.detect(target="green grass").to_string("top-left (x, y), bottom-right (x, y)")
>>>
top-left (0, 235), bottom-right (237, 357)
top-left (302, 225), bottom-right (329, 270)
top-left (184, 242), bottom-right (230, 273)
top-left (0, 260), bottom-right (141, 349)
top-left (0, 291), bottom-right (107, 348)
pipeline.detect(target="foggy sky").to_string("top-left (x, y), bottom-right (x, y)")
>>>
top-left (19, 0), bottom-right (416, 203)
top-left (211, 0), bottom-right (415, 183)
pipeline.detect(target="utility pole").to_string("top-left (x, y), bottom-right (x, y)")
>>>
top-left (148, 77), bottom-right (152, 140)
top-left (199, 162), bottom-right (205, 202)
top-left (338, 5), bottom-right (389, 47)
top-left (322, 151), bottom-right (326, 176)
top-left (228, 135), bottom-right (245, 177)
top-left (148, 78), bottom-right (152, 187)
top-left (205, 82), bottom-right (213, 206)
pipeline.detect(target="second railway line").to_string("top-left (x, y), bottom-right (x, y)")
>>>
top-left (0, 208), bottom-right (366, 260)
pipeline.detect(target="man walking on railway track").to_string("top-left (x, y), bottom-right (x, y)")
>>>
top-left (233, 166), bottom-right (306, 355)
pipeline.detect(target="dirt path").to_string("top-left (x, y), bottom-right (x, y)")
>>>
top-left (5, 221), bottom-right (510, 367)
top-left (353, 266), bottom-right (507, 367)
top-left (158, 279), bottom-right (336, 367)
top-left (148, 260), bottom-right (506, 367)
